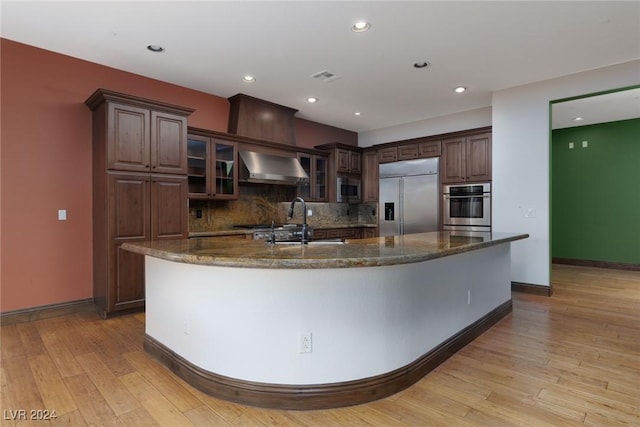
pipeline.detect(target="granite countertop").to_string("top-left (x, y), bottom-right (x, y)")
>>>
top-left (123, 231), bottom-right (528, 269)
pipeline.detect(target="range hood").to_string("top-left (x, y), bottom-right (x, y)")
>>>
top-left (239, 151), bottom-right (309, 185)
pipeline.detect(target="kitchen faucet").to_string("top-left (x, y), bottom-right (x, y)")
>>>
top-left (288, 197), bottom-right (309, 244)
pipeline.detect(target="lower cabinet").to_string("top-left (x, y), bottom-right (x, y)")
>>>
top-left (96, 172), bottom-right (188, 317)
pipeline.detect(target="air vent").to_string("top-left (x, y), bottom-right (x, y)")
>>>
top-left (310, 70), bottom-right (340, 83)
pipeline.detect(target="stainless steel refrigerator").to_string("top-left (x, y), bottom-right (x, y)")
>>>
top-left (379, 158), bottom-right (439, 236)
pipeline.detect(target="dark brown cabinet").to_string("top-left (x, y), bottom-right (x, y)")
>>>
top-left (362, 149), bottom-right (379, 202)
top-left (397, 144), bottom-right (419, 160)
top-left (187, 133), bottom-right (238, 200)
top-left (441, 133), bottom-right (491, 183)
top-left (87, 89), bottom-right (193, 317)
top-left (106, 102), bottom-right (188, 175)
top-left (315, 143), bottom-right (362, 203)
top-left (378, 147), bottom-right (398, 163)
top-left (337, 149), bottom-right (361, 174)
top-left (297, 153), bottom-right (328, 201)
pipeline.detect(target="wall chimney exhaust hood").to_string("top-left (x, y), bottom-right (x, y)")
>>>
top-left (239, 151), bottom-right (309, 185)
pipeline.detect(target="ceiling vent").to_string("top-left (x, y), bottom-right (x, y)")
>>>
top-left (310, 70), bottom-right (340, 83)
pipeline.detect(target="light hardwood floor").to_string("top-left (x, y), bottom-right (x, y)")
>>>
top-left (1, 265), bottom-right (638, 426)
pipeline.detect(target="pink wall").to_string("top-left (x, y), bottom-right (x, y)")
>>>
top-left (0, 39), bottom-right (356, 312)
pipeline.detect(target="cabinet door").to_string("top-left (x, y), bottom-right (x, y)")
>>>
top-left (151, 111), bottom-right (188, 175)
top-left (108, 103), bottom-right (150, 172)
top-left (337, 149), bottom-right (351, 173)
top-left (297, 154), bottom-right (313, 200)
top-left (466, 133), bottom-right (492, 182)
top-left (349, 151), bottom-right (362, 174)
top-left (187, 134), bottom-right (211, 198)
top-left (108, 172), bottom-right (150, 312)
top-left (362, 150), bottom-right (379, 202)
top-left (378, 147), bottom-right (398, 163)
top-left (441, 138), bottom-right (466, 183)
top-left (152, 175), bottom-right (188, 240)
top-left (314, 156), bottom-right (328, 201)
top-left (418, 141), bottom-right (441, 158)
top-left (398, 144), bottom-right (419, 160)
top-left (212, 139), bottom-right (238, 199)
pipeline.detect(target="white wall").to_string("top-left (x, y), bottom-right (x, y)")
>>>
top-left (359, 106), bottom-right (492, 147)
top-left (358, 60), bottom-right (640, 287)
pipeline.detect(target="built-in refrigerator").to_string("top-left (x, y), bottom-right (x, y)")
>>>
top-left (379, 158), bottom-right (439, 236)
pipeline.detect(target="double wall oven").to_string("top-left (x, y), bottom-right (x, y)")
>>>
top-left (442, 183), bottom-right (491, 231)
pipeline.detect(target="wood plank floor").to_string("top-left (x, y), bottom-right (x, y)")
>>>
top-left (1, 265), bottom-right (638, 426)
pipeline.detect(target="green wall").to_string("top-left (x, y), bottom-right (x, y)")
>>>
top-left (552, 118), bottom-right (640, 264)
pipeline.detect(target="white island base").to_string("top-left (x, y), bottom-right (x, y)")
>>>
top-left (142, 242), bottom-right (514, 409)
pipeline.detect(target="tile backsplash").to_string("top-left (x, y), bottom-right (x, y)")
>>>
top-left (189, 184), bottom-right (377, 232)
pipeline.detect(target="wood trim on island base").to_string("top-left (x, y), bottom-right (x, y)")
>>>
top-left (144, 299), bottom-right (512, 410)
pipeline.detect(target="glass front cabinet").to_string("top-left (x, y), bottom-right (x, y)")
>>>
top-left (297, 153), bottom-right (328, 201)
top-left (187, 134), bottom-right (238, 199)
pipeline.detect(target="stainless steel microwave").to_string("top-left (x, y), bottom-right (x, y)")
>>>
top-left (336, 175), bottom-right (361, 203)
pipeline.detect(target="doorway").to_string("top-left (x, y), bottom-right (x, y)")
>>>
top-left (550, 86), bottom-right (640, 275)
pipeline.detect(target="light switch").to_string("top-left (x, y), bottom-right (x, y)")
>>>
top-left (58, 209), bottom-right (67, 221)
top-left (582, 140), bottom-right (588, 148)
top-left (569, 142), bottom-right (574, 149)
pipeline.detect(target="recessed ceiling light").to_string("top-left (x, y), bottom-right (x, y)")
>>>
top-left (573, 117), bottom-right (584, 121)
top-left (454, 86), bottom-right (467, 93)
top-left (306, 97), bottom-right (318, 103)
top-left (147, 45), bottom-right (165, 53)
top-left (242, 75), bottom-right (255, 83)
top-left (352, 21), bottom-right (371, 32)
top-left (355, 112), bottom-right (361, 116)
top-left (413, 62), bottom-right (429, 69)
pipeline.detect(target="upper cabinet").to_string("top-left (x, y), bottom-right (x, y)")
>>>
top-left (187, 133), bottom-right (238, 200)
top-left (316, 143), bottom-right (362, 203)
top-left (378, 140), bottom-right (441, 163)
top-left (101, 101), bottom-right (189, 175)
top-left (297, 153), bottom-right (328, 201)
top-left (441, 133), bottom-right (492, 183)
top-left (337, 148), bottom-right (362, 174)
top-left (362, 149), bottom-right (379, 203)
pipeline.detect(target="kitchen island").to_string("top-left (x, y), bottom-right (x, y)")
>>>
top-left (123, 231), bottom-right (528, 409)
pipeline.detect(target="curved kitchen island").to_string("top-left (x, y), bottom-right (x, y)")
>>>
top-left (123, 231), bottom-right (528, 410)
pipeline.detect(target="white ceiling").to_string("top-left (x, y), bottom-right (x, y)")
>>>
top-left (552, 88), bottom-right (640, 129)
top-left (2, 1), bottom-right (639, 133)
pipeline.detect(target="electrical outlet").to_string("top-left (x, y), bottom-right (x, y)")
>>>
top-left (58, 209), bottom-right (67, 221)
top-left (299, 333), bottom-right (312, 353)
top-left (307, 209), bottom-right (313, 217)
top-left (582, 140), bottom-right (588, 148)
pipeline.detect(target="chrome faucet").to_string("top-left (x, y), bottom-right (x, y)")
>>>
top-left (288, 197), bottom-right (309, 244)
